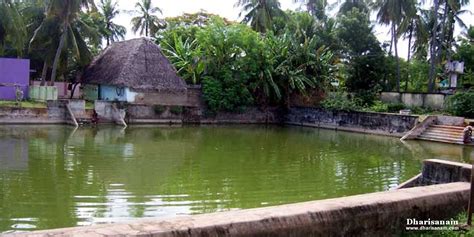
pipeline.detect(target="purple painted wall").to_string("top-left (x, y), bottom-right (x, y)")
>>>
top-left (0, 58), bottom-right (30, 100)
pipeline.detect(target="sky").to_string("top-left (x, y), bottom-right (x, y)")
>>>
top-left (110, 0), bottom-right (474, 59)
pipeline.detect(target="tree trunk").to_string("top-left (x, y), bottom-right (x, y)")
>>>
top-left (145, 20), bottom-right (149, 37)
top-left (428, 0), bottom-right (440, 92)
top-left (446, 13), bottom-right (455, 62)
top-left (40, 61), bottom-right (48, 86)
top-left (406, 23), bottom-right (413, 92)
top-left (389, 32), bottom-right (393, 55)
top-left (436, 1), bottom-right (449, 64)
top-left (393, 23), bottom-right (401, 92)
top-left (50, 25), bottom-right (67, 86)
top-left (70, 82), bottom-right (79, 99)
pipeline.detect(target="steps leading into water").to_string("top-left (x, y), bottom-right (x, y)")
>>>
top-left (416, 124), bottom-right (467, 145)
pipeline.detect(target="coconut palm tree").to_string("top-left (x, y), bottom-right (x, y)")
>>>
top-left (442, 0), bottom-right (471, 61)
top-left (130, 0), bottom-right (165, 37)
top-left (428, 0), bottom-right (441, 92)
top-left (373, 0), bottom-right (410, 92)
top-left (338, 0), bottom-right (371, 15)
top-left (0, 0), bottom-right (27, 56)
top-left (99, 0), bottom-right (126, 46)
top-left (31, 0), bottom-right (98, 85)
top-left (293, 0), bottom-right (328, 20)
top-left (235, 0), bottom-right (286, 33)
top-left (398, 2), bottom-right (427, 91)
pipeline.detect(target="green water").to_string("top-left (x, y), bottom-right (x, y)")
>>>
top-left (0, 125), bottom-right (471, 233)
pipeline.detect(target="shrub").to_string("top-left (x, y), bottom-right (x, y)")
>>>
top-left (321, 92), bottom-right (361, 111)
top-left (386, 103), bottom-right (406, 113)
top-left (366, 101), bottom-right (406, 113)
top-left (446, 91), bottom-right (474, 118)
top-left (369, 101), bottom-right (388, 112)
top-left (153, 105), bottom-right (166, 114)
top-left (170, 106), bottom-right (183, 115)
top-left (202, 75), bottom-right (254, 113)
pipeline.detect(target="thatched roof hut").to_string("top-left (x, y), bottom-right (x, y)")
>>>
top-left (82, 38), bottom-right (186, 93)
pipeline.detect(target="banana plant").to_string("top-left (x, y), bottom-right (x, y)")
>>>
top-left (161, 33), bottom-right (205, 84)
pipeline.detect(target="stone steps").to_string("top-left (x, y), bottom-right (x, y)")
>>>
top-left (422, 132), bottom-right (462, 139)
top-left (430, 124), bottom-right (465, 130)
top-left (416, 124), bottom-right (467, 145)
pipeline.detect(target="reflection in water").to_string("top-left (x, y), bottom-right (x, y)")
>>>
top-left (0, 125), bottom-right (471, 233)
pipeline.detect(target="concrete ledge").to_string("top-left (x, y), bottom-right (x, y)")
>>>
top-left (127, 119), bottom-right (183, 124)
top-left (398, 159), bottom-right (471, 188)
top-left (7, 182), bottom-right (469, 237)
top-left (420, 159), bottom-right (471, 185)
top-left (286, 107), bottom-right (419, 138)
top-left (286, 122), bottom-right (404, 137)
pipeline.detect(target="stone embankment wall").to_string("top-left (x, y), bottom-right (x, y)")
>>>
top-left (398, 159), bottom-right (471, 188)
top-left (0, 101), bottom-right (420, 137)
top-left (0, 100), bottom-right (90, 124)
top-left (286, 107), bottom-right (419, 137)
top-left (0, 107), bottom-right (51, 124)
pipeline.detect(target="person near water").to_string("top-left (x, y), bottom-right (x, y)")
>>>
top-left (463, 126), bottom-right (473, 143)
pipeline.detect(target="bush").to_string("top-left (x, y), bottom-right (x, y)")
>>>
top-left (202, 75), bottom-right (254, 112)
top-left (386, 103), bottom-right (406, 113)
top-left (321, 92), bottom-right (361, 111)
top-left (446, 90), bottom-right (474, 118)
top-left (369, 101), bottom-right (388, 112)
top-left (366, 101), bottom-right (406, 113)
top-left (153, 105), bottom-right (166, 114)
top-left (170, 106), bottom-right (183, 115)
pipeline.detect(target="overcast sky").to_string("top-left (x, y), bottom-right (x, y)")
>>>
top-left (109, 0), bottom-right (474, 59)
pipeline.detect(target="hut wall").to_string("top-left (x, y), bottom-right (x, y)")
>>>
top-left (83, 85), bottom-right (99, 101)
top-left (133, 91), bottom-right (189, 106)
top-left (99, 85), bottom-right (136, 102)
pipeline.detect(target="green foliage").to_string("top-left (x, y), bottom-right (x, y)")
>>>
top-left (407, 59), bottom-right (430, 92)
top-left (153, 105), bottom-right (166, 114)
top-left (454, 27), bottom-right (474, 88)
top-left (446, 90), bottom-right (474, 118)
top-left (368, 101), bottom-right (406, 113)
top-left (202, 75), bottom-right (254, 113)
top-left (169, 106), bottom-right (183, 115)
top-left (0, 1), bottom-right (27, 56)
top-left (197, 19), bottom-right (260, 111)
top-left (157, 14), bottom-right (339, 112)
top-left (130, 0), bottom-right (165, 37)
top-left (321, 92), bottom-right (361, 111)
top-left (271, 33), bottom-right (338, 100)
top-left (236, 0), bottom-right (286, 33)
top-left (161, 33), bottom-right (204, 84)
top-left (336, 8), bottom-right (386, 105)
top-left (98, 0), bottom-right (126, 46)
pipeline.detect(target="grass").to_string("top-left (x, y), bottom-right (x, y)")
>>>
top-left (0, 100), bottom-right (47, 108)
top-left (85, 101), bottom-right (94, 110)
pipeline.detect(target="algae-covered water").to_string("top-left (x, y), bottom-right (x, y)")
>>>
top-left (0, 125), bottom-right (471, 233)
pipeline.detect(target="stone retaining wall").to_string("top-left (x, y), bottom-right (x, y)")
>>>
top-left (0, 107), bottom-right (56, 124)
top-left (286, 107), bottom-right (419, 137)
top-left (0, 104), bottom-right (420, 138)
top-left (398, 159), bottom-right (472, 188)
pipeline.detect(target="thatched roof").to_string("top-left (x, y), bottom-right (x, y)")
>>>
top-left (82, 38), bottom-right (186, 93)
